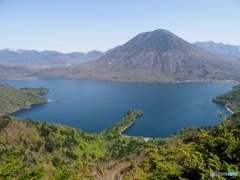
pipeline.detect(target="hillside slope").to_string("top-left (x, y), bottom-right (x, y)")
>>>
top-left (1, 107), bottom-right (240, 179)
top-left (0, 110), bottom-right (151, 179)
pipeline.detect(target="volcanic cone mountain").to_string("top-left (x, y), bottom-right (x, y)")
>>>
top-left (63, 30), bottom-right (240, 82)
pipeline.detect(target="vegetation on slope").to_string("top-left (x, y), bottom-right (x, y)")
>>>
top-left (0, 84), bottom-right (48, 114)
top-left (213, 83), bottom-right (240, 113)
top-left (19, 87), bottom-right (49, 95)
top-left (0, 110), bottom-right (155, 179)
top-left (130, 119), bottom-right (240, 179)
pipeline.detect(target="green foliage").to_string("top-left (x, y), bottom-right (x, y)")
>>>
top-left (0, 148), bottom-right (44, 179)
top-left (52, 157), bottom-right (61, 167)
top-left (19, 87), bottom-right (49, 95)
top-left (213, 84), bottom-right (240, 113)
top-left (132, 120), bottom-right (240, 179)
top-left (104, 109), bottom-right (143, 134)
top-left (44, 137), bottom-right (55, 152)
top-left (0, 110), bottom-right (149, 179)
top-left (40, 124), bottom-right (52, 137)
top-left (99, 110), bottom-right (152, 160)
top-left (65, 150), bottom-right (78, 159)
top-left (0, 115), bottom-right (12, 131)
top-left (0, 84), bottom-right (48, 114)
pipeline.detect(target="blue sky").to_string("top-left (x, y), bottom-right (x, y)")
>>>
top-left (0, 0), bottom-right (240, 53)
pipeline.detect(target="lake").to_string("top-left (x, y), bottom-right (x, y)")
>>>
top-left (0, 78), bottom-right (235, 138)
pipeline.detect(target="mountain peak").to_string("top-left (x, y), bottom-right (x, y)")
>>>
top-left (139, 29), bottom-right (174, 35)
top-left (4, 48), bottom-right (25, 53)
top-left (116, 29), bottom-right (187, 55)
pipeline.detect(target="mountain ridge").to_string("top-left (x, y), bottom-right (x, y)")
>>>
top-left (193, 41), bottom-right (240, 58)
top-left (0, 48), bottom-right (104, 67)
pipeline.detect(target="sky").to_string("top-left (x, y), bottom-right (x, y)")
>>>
top-left (0, 0), bottom-right (240, 53)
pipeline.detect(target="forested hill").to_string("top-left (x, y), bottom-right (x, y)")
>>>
top-left (1, 87), bottom-right (240, 178)
top-left (0, 84), bottom-right (48, 114)
top-left (213, 83), bottom-right (240, 113)
top-left (0, 110), bottom-right (152, 179)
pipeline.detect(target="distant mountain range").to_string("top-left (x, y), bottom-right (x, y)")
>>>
top-left (1, 29), bottom-right (240, 82)
top-left (0, 49), bottom-right (103, 67)
top-left (65, 29), bottom-right (240, 82)
top-left (193, 41), bottom-right (240, 58)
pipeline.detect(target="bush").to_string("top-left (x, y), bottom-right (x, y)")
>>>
top-left (52, 157), bottom-right (61, 167)
top-left (45, 138), bottom-right (54, 152)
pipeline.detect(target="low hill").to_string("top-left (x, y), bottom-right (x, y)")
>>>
top-left (0, 84), bottom-right (48, 114)
top-left (69, 29), bottom-right (240, 82)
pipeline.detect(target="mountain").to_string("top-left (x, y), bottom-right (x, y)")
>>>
top-left (0, 48), bottom-right (104, 67)
top-left (2, 30), bottom-right (240, 82)
top-left (103, 45), bottom-right (121, 54)
top-left (0, 65), bottom-right (35, 79)
top-left (193, 41), bottom-right (240, 58)
top-left (68, 29), bottom-right (240, 82)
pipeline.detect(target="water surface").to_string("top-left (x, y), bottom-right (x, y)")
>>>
top-left (0, 78), bottom-right (234, 138)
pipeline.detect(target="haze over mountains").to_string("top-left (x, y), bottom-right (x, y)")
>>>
top-left (1, 29), bottom-right (240, 82)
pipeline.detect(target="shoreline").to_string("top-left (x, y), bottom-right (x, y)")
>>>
top-left (225, 105), bottom-right (234, 114)
top-left (120, 123), bottom-right (133, 134)
top-left (121, 122), bottom-right (151, 142)
top-left (6, 100), bottom-right (48, 115)
top-left (2, 77), bottom-right (238, 84)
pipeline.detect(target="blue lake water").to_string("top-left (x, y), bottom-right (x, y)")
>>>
top-left (0, 78), bottom-right (235, 138)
